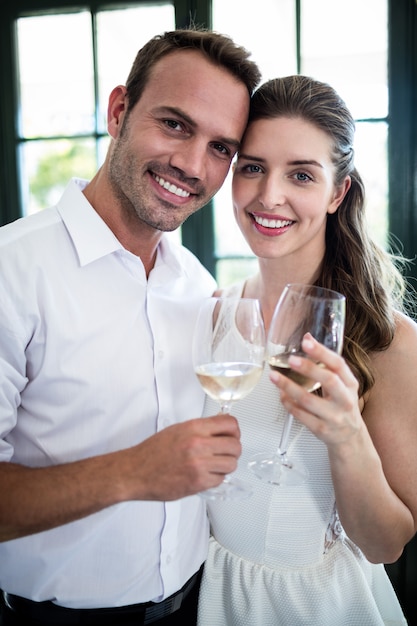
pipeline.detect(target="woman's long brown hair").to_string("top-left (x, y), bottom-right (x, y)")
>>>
top-left (248, 75), bottom-right (411, 396)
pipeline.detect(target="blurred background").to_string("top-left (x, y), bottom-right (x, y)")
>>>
top-left (0, 0), bottom-right (416, 621)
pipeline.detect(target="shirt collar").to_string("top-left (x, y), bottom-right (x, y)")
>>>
top-left (56, 178), bottom-right (186, 278)
top-left (57, 178), bottom-right (123, 266)
top-left (154, 236), bottom-right (186, 278)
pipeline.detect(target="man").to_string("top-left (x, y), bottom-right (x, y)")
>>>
top-left (0, 28), bottom-right (260, 625)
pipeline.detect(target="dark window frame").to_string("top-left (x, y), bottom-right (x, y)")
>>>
top-left (0, 0), bottom-right (416, 283)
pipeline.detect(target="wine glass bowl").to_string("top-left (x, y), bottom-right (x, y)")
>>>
top-left (268, 352), bottom-right (323, 393)
top-left (249, 283), bottom-right (345, 486)
top-left (194, 361), bottom-right (264, 413)
top-left (193, 296), bottom-right (265, 500)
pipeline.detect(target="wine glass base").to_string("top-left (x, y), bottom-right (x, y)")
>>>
top-left (199, 476), bottom-right (253, 501)
top-left (248, 453), bottom-right (309, 486)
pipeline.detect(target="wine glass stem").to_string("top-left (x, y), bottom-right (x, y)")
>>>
top-left (277, 412), bottom-right (294, 460)
top-left (219, 402), bottom-right (232, 414)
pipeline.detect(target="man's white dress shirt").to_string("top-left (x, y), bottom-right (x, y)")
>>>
top-left (0, 178), bottom-right (216, 608)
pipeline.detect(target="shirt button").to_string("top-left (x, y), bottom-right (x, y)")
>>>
top-left (166, 555), bottom-right (172, 565)
top-left (158, 350), bottom-right (164, 359)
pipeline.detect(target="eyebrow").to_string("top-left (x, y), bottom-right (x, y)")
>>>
top-left (289, 159), bottom-right (324, 169)
top-left (238, 153), bottom-right (266, 163)
top-left (155, 106), bottom-right (241, 152)
top-left (238, 154), bottom-right (324, 169)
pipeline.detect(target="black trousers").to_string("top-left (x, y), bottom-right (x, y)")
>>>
top-left (0, 569), bottom-right (202, 626)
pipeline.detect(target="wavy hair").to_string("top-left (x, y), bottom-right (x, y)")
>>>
top-left (248, 75), bottom-right (410, 396)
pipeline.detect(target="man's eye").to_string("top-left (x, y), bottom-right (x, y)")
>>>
top-left (164, 119), bottom-right (182, 131)
top-left (212, 143), bottom-right (230, 156)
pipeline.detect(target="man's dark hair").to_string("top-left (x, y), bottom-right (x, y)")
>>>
top-left (125, 28), bottom-right (261, 113)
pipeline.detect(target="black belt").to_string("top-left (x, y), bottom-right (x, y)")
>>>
top-left (2, 567), bottom-right (201, 625)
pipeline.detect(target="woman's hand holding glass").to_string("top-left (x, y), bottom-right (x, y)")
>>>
top-left (275, 331), bottom-right (362, 449)
top-left (249, 283), bottom-right (345, 486)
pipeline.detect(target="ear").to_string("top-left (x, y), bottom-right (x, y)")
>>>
top-left (327, 176), bottom-right (351, 215)
top-left (107, 85), bottom-right (128, 139)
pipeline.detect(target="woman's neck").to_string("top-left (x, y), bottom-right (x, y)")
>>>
top-left (243, 259), bottom-right (321, 332)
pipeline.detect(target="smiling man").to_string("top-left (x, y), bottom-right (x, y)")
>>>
top-left (0, 29), bottom-right (260, 626)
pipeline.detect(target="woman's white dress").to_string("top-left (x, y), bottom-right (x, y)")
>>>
top-left (197, 286), bottom-right (407, 626)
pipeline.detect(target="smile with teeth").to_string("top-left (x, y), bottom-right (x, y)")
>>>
top-left (153, 174), bottom-right (190, 198)
top-left (253, 214), bottom-right (293, 228)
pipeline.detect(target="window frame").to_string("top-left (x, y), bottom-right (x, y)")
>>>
top-left (0, 0), bottom-right (416, 284)
top-left (388, 0), bottom-right (417, 273)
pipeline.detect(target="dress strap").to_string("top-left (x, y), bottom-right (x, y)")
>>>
top-left (220, 281), bottom-right (245, 298)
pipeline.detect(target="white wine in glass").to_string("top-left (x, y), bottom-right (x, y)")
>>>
top-left (249, 283), bottom-right (345, 486)
top-left (193, 296), bottom-right (265, 500)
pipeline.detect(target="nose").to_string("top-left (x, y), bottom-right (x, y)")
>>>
top-left (169, 138), bottom-right (207, 181)
top-left (258, 174), bottom-right (286, 210)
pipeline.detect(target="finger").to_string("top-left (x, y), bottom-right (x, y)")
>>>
top-left (185, 415), bottom-right (240, 437)
top-left (287, 353), bottom-right (341, 394)
top-left (199, 414), bottom-right (241, 438)
top-left (183, 418), bottom-right (242, 462)
top-left (275, 362), bottom-right (354, 417)
top-left (300, 334), bottom-right (357, 388)
top-left (301, 334), bottom-right (343, 370)
top-left (276, 366), bottom-right (359, 438)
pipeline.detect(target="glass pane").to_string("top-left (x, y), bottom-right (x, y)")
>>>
top-left (354, 121), bottom-right (388, 249)
top-left (216, 257), bottom-right (258, 290)
top-left (20, 139), bottom-right (97, 215)
top-left (17, 13), bottom-right (94, 137)
top-left (213, 169), bottom-right (255, 259)
top-left (97, 4), bottom-right (175, 133)
top-left (97, 136), bottom-right (111, 169)
top-left (212, 0), bottom-right (296, 284)
top-left (212, 0), bottom-right (297, 82)
top-left (301, 0), bottom-right (388, 119)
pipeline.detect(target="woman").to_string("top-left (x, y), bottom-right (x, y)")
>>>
top-left (197, 76), bottom-right (417, 625)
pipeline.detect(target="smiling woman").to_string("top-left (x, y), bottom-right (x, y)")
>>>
top-left (212, 0), bottom-right (390, 288)
top-left (232, 115), bottom-right (350, 259)
top-left (196, 74), bottom-right (416, 626)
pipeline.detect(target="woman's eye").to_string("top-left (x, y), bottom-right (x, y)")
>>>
top-left (243, 164), bottom-right (262, 174)
top-left (294, 172), bottom-right (312, 182)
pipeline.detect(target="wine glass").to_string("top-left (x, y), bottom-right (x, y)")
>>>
top-left (248, 283), bottom-right (345, 486)
top-left (193, 296), bottom-right (265, 500)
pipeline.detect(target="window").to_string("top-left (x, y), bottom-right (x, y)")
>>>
top-left (16, 3), bottom-right (175, 215)
top-left (212, 0), bottom-right (389, 287)
top-left (0, 0), bottom-right (416, 289)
